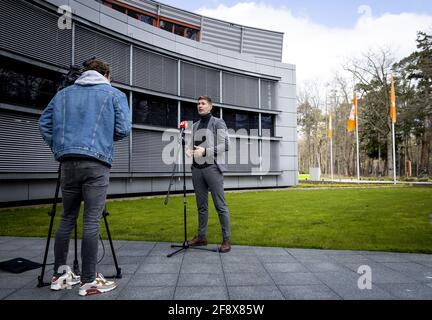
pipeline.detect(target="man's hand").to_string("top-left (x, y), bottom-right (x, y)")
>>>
top-left (193, 146), bottom-right (206, 158)
top-left (186, 148), bottom-right (193, 158)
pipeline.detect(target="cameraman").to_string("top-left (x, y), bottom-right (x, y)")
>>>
top-left (39, 59), bottom-right (131, 296)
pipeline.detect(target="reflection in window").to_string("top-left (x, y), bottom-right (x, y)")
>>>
top-left (128, 11), bottom-right (154, 25)
top-left (111, 4), bottom-right (126, 14)
top-left (0, 57), bottom-right (62, 110)
top-left (185, 28), bottom-right (198, 40)
top-left (160, 20), bottom-right (173, 32)
top-left (174, 24), bottom-right (185, 36)
top-left (181, 101), bottom-right (220, 124)
top-left (222, 109), bottom-right (259, 134)
top-left (133, 92), bottom-right (177, 128)
top-left (261, 113), bottom-right (275, 137)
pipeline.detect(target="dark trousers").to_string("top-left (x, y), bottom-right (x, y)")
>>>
top-left (53, 160), bottom-right (110, 283)
top-left (191, 164), bottom-right (230, 241)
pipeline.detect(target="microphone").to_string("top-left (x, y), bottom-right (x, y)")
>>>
top-left (179, 121), bottom-right (188, 130)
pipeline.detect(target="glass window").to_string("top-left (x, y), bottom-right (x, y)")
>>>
top-left (185, 28), bottom-right (198, 40)
top-left (159, 20), bottom-right (173, 32)
top-left (128, 10), bottom-right (154, 25)
top-left (139, 14), bottom-right (154, 25)
top-left (111, 4), bottom-right (126, 14)
top-left (261, 113), bottom-right (275, 137)
top-left (223, 109), bottom-right (259, 134)
top-left (174, 24), bottom-right (185, 36)
top-left (133, 92), bottom-right (177, 128)
top-left (181, 101), bottom-right (220, 124)
top-left (0, 57), bottom-right (62, 110)
top-left (127, 10), bottom-right (139, 19)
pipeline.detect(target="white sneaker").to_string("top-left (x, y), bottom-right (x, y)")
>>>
top-left (50, 271), bottom-right (81, 290)
top-left (78, 273), bottom-right (117, 296)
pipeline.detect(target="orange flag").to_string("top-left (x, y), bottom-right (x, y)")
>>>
top-left (328, 112), bottom-right (333, 139)
top-left (390, 76), bottom-right (397, 123)
top-left (347, 93), bottom-right (357, 132)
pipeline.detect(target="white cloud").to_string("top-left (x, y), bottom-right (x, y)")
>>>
top-left (196, 2), bottom-right (432, 87)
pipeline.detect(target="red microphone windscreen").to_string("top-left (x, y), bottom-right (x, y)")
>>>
top-left (180, 121), bottom-right (188, 129)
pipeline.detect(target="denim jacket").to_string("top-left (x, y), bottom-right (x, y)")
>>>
top-left (39, 71), bottom-right (131, 166)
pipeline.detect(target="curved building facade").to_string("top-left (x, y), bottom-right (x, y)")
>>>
top-left (0, 0), bottom-right (297, 204)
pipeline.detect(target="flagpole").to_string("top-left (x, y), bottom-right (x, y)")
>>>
top-left (330, 137), bottom-right (333, 180)
top-left (355, 105), bottom-right (360, 182)
top-left (392, 121), bottom-right (396, 184)
top-left (390, 75), bottom-right (397, 184)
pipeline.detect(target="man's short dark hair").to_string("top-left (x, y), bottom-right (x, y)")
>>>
top-left (83, 59), bottom-right (111, 76)
top-left (197, 95), bottom-right (212, 106)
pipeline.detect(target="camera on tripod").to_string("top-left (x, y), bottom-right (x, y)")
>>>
top-left (58, 56), bottom-right (97, 91)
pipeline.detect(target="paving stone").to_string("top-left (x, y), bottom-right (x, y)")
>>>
top-left (225, 272), bottom-right (275, 286)
top-left (117, 286), bottom-right (175, 300)
top-left (5, 287), bottom-right (66, 300)
top-left (137, 263), bottom-right (181, 274)
top-left (180, 262), bottom-right (222, 274)
top-left (280, 284), bottom-right (341, 300)
top-left (264, 262), bottom-right (309, 273)
top-left (271, 272), bottom-right (323, 286)
top-left (378, 283), bottom-right (432, 300)
top-left (228, 285), bottom-right (284, 300)
top-left (129, 273), bottom-right (179, 287)
top-left (177, 273), bottom-right (225, 287)
top-left (223, 262), bottom-right (266, 273)
top-left (174, 286), bottom-right (228, 300)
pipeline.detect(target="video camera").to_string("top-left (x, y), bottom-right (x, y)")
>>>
top-left (58, 56), bottom-right (97, 91)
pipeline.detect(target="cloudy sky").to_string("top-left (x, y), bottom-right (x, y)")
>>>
top-left (159, 0), bottom-right (432, 87)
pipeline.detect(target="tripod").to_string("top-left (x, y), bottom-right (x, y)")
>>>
top-left (37, 164), bottom-right (122, 288)
top-left (165, 124), bottom-right (217, 258)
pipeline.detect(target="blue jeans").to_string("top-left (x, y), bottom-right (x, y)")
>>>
top-left (53, 160), bottom-right (110, 283)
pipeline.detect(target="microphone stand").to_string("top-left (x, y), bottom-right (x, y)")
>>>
top-left (165, 126), bottom-right (217, 258)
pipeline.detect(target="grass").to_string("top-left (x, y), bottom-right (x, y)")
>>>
top-left (298, 174), bottom-right (310, 180)
top-left (1, 187), bottom-right (432, 253)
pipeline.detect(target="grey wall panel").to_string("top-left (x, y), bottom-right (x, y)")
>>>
top-left (222, 73), bottom-right (258, 108)
top-left (180, 62), bottom-right (220, 102)
top-left (111, 137), bottom-right (130, 173)
top-left (261, 140), bottom-right (280, 173)
top-left (201, 18), bottom-right (241, 52)
top-left (160, 5), bottom-right (201, 27)
top-left (260, 80), bottom-right (277, 110)
top-left (226, 137), bottom-right (259, 173)
top-left (121, 0), bottom-right (158, 14)
top-left (132, 129), bottom-right (172, 173)
top-left (133, 47), bottom-right (178, 94)
top-left (0, 0), bottom-right (72, 68)
top-left (75, 25), bottom-right (130, 84)
top-left (242, 28), bottom-right (283, 61)
top-left (0, 111), bottom-right (58, 172)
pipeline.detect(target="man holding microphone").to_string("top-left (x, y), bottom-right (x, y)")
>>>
top-left (186, 96), bottom-right (232, 253)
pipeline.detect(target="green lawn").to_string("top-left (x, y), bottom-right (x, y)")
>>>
top-left (1, 187), bottom-right (432, 253)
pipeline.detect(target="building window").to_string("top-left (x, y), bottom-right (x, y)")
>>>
top-left (0, 57), bottom-right (62, 110)
top-left (111, 3), bottom-right (126, 14)
top-left (261, 113), bottom-right (275, 137)
top-left (128, 11), bottom-right (154, 25)
top-left (101, 1), bottom-right (200, 41)
top-left (133, 92), bottom-right (178, 128)
top-left (174, 24), bottom-right (185, 36)
top-left (185, 28), bottom-right (198, 40)
top-left (181, 101), bottom-right (220, 124)
top-left (160, 20), bottom-right (174, 32)
top-left (223, 109), bottom-right (259, 134)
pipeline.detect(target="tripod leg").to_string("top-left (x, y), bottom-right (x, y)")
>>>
top-left (38, 165), bottom-right (62, 288)
top-left (37, 212), bottom-right (56, 287)
top-left (102, 207), bottom-right (122, 279)
top-left (73, 222), bottom-right (80, 275)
